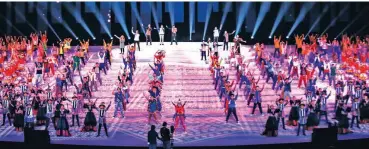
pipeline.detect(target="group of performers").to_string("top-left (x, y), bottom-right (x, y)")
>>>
top-left (2, 26), bottom-right (369, 141)
top-left (207, 31), bottom-right (369, 137)
top-left (0, 30), bottom-right (131, 138)
top-left (131, 24), bottom-right (178, 51)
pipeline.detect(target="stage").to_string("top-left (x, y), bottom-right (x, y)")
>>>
top-left (1, 42), bottom-right (369, 147)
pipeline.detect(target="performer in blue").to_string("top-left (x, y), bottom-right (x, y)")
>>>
top-left (297, 104), bottom-right (308, 136)
top-left (318, 91), bottom-right (331, 124)
top-left (112, 87), bottom-right (125, 118)
top-left (144, 92), bottom-right (159, 125)
top-left (226, 91), bottom-right (239, 123)
top-left (251, 84), bottom-right (265, 115)
top-left (149, 64), bottom-right (163, 83)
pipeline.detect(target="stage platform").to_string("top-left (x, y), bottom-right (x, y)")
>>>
top-left (1, 42), bottom-right (369, 147)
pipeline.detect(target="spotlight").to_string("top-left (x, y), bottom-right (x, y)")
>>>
top-left (286, 36), bottom-right (289, 39)
top-left (251, 36), bottom-right (254, 39)
top-left (93, 37), bottom-right (96, 40)
top-left (76, 37), bottom-right (79, 40)
top-left (269, 36), bottom-right (271, 39)
top-left (108, 19), bottom-right (110, 23)
top-left (110, 37), bottom-right (113, 40)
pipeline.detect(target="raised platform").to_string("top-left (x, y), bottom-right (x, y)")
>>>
top-left (1, 42), bottom-right (369, 147)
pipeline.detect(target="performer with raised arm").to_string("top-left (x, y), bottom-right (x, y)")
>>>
top-left (144, 91), bottom-right (159, 125)
top-left (96, 101), bottom-right (112, 137)
top-left (262, 105), bottom-right (279, 137)
top-left (172, 99), bottom-right (187, 132)
top-left (55, 104), bottom-right (71, 137)
top-left (114, 35), bottom-right (125, 54)
top-left (81, 98), bottom-right (98, 132)
top-left (143, 24), bottom-right (155, 45)
top-left (112, 87), bottom-right (125, 118)
top-left (226, 90), bottom-right (239, 123)
top-left (274, 35), bottom-right (282, 58)
top-left (166, 25), bottom-right (178, 45)
top-left (223, 30), bottom-right (235, 51)
top-left (233, 35), bottom-right (246, 54)
top-left (131, 27), bottom-right (141, 51)
top-left (251, 84), bottom-right (265, 115)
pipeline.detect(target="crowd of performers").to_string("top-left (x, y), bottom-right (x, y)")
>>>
top-left (208, 33), bottom-right (369, 137)
top-left (0, 31), bottom-right (141, 138)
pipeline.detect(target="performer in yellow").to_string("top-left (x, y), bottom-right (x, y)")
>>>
top-left (63, 38), bottom-right (72, 51)
top-left (103, 39), bottom-right (113, 66)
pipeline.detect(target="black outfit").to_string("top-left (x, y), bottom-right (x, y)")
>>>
top-left (262, 108), bottom-right (279, 137)
top-left (160, 126), bottom-right (171, 149)
top-left (82, 104), bottom-right (97, 132)
top-left (306, 105), bottom-right (319, 128)
top-left (148, 130), bottom-right (161, 144)
top-left (13, 107), bottom-right (24, 128)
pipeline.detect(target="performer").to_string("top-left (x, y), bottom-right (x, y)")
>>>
top-left (96, 101), bottom-right (111, 137)
top-left (213, 27), bottom-right (219, 43)
top-left (13, 101), bottom-right (24, 132)
top-left (318, 91), bottom-right (331, 124)
top-left (297, 103), bottom-right (308, 136)
top-left (306, 101), bottom-right (319, 130)
top-left (337, 103), bottom-right (351, 134)
top-left (274, 35), bottom-right (282, 58)
top-left (45, 99), bottom-right (54, 130)
top-left (55, 104), bottom-right (71, 137)
top-left (276, 98), bottom-right (288, 130)
top-left (81, 98), bottom-right (98, 132)
top-left (36, 96), bottom-right (47, 125)
top-left (144, 91), bottom-right (159, 125)
top-left (112, 87), bottom-right (125, 118)
top-left (131, 27), bottom-right (141, 51)
top-left (114, 35), bottom-right (125, 54)
top-left (159, 25), bottom-right (165, 45)
top-left (103, 39), bottom-right (113, 67)
top-left (1, 96), bottom-right (13, 126)
top-left (251, 84), bottom-right (265, 115)
top-left (226, 91), bottom-right (239, 123)
top-left (68, 95), bottom-right (82, 127)
top-left (143, 24), bottom-right (154, 45)
top-left (223, 30), bottom-right (235, 51)
top-left (172, 99), bottom-right (187, 132)
top-left (200, 40), bottom-right (207, 61)
top-left (166, 25), bottom-right (178, 45)
top-left (351, 98), bottom-right (361, 128)
top-left (24, 103), bottom-right (35, 129)
top-left (261, 105), bottom-right (279, 137)
top-left (98, 51), bottom-right (107, 75)
top-left (287, 97), bottom-right (301, 126)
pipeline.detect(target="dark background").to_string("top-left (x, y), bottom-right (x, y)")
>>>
top-left (0, 2), bottom-right (369, 45)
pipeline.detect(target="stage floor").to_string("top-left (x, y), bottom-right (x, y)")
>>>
top-left (1, 42), bottom-right (369, 147)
